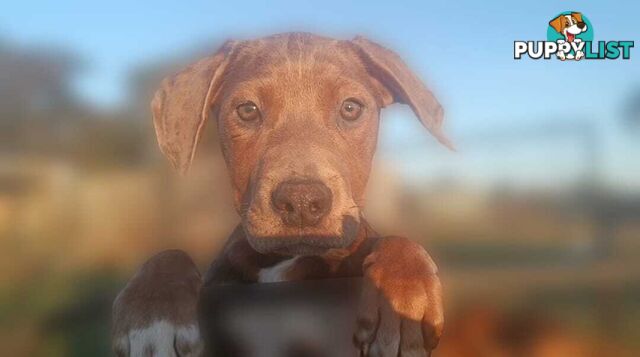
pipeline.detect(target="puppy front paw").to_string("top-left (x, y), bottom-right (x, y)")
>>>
top-left (354, 237), bottom-right (443, 356)
top-left (112, 250), bottom-right (203, 356)
top-left (575, 50), bottom-right (585, 60)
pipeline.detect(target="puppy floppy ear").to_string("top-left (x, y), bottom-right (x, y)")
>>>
top-left (549, 15), bottom-right (565, 33)
top-left (151, 40), bottom-right (238, 173)
top-left (349, 36), bottom-right (454, 150)
top-left (572, 12), bottom-right (583, 23)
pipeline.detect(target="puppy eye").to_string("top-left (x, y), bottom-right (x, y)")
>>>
top-left (236, 101), bottom-right (260, 121)
top-left (340, 98), bottom-right (364, 121)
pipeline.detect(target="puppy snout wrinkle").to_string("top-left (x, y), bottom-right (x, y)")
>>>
top-left (271, 179), bottom-right (332, 228)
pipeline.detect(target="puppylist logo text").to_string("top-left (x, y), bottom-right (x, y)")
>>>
top-left (514, 11), bottom-right (634, 61)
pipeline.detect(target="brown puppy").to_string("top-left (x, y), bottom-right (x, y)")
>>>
top-left (113, 32), bottom-right (451, 356)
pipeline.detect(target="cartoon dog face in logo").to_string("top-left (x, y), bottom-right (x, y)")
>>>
top-left (549, 12), bottom-right (588, 43)
top-left (549, 12), bottom-right (588, 61)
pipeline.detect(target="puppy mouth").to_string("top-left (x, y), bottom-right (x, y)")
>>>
top-left (242, 215), bottom-right (360, 255)
top-left (241, 168), bottom-right (361, 254)
top-left (566, 32), bottom-right (576, 42)
top-left (262, 238), bottom-right (349, 256)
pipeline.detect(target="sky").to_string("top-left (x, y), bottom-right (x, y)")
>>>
top-left (1, 0), bottom-right (638, 189)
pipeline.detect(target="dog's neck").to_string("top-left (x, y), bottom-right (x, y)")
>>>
top-left (203, 220), bottom-right (379, 285)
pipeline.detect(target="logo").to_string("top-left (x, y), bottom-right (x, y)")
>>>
top-left (514, 11), bottom-right (634, 60)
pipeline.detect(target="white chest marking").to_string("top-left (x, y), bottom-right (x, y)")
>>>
top-left (258, 257), bottom-right (300, 283)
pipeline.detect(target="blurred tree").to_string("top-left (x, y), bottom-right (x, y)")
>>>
top-left (0, 40), bottom-right (82, 119)
top-left (0, 40), bottom-right (152, 168)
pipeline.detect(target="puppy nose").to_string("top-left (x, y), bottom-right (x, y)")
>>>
top-left (577, 22), bottom-right (586, 29)
top-left (271, 180), bottom-right (332, 227)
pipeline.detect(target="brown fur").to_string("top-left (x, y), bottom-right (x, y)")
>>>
top-left (113, 32), bottom-right (451, 356)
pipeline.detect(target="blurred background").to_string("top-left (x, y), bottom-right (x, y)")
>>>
top-left (0, 1), bottom-right (638, 356)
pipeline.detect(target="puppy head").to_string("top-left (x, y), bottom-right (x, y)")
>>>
top-left (151, 33), bottom-right (452, 255)
top-left (549, 12), bottom-right (587, 41)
